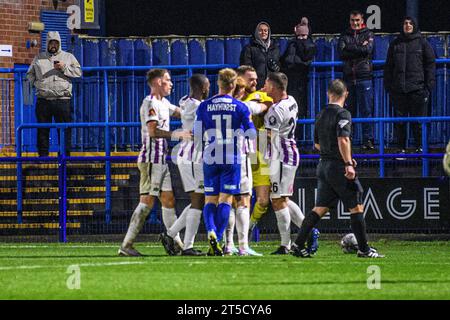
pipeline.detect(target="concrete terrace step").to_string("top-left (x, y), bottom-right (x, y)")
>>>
top-left (1, 174), bottom-right (131, 181)
top-left (0, 198), bottom-right (106, 205)
top-left (0, 210), bottom-right (94, 217)
top-left (0, 186), bottom-right (120, 193)
top-left (0, 223), bottom-right (81, 229)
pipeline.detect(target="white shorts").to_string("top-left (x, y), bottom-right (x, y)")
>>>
top-left (239, 154), bottom-right (253, 195)
top-left (178, 161), bottom-right (204, 194)
top-left (138, 162), bottom-right (172, 196)
top-left (269, 161), bottom-right (298, 199)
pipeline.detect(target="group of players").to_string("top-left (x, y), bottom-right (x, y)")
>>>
top-left (117, 65), bottom-right (384, 259)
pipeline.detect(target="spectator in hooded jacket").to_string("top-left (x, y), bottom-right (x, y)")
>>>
top-left (26, 31), bottom-right (82, 156)
top-left (281, 17), bottom-right (316, 119)
top-left (240, 21), bottom-right (281, 90)
top-left (338, 10), bottom-right (375, 151)
top-left (384, 17), bottom-right (436, 154)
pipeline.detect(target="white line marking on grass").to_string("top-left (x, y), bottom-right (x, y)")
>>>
top-left (0, 261), bottom-right (145, 271)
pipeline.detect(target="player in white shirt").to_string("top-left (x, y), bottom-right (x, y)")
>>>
top-left (263, 72), bottom-right (306, 255)
top-left (119, 69), bottom-right (191, 257)
top-left (160, 74), bottom-right (210, 256)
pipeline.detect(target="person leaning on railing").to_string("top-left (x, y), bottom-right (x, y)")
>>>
top-left (384, 17), bottom-right (436, 155)
top-left (26, 31), bottom-right (82, 157)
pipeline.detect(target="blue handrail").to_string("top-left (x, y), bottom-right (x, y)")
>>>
top-left (1, 59), bottom-right (449, 73)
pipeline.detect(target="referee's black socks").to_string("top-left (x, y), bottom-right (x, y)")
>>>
top-left (294, 210), bottom-right (321, 248)
top-left (350, 212), bottom-right (370, 253)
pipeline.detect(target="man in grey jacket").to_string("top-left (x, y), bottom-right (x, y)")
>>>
top-left (27, 31), bottom-right (82, 156)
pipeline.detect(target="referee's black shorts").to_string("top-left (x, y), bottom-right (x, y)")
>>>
top-left (315, 159), bottom-right (364, 210)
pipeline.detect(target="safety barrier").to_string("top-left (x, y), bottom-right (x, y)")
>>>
top-left (2, 58), bottom-right (449, 152)
top-left (4, 113), bottom-right (447, 241)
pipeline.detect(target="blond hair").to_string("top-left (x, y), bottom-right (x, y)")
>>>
top-left (233, 76), bottom-right (246, 98)
top-left (218, 68), bottom-right (237, 92)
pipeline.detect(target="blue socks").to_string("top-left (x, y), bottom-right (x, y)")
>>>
top-left (203, 202), bottom-right (232, 242)
top-left (203, 203), bottom-right (217, 234)
top-left (216, 202), bottom-right (232, 242)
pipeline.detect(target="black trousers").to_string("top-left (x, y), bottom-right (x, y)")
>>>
top-left (35, 98), bottom-right (72, 156)
top-left (287, 74), bottom-right (309, 141)
top-left (391, 89), bottom-right (429, 149)
top-left (287, 75), bottom-right (309, 118)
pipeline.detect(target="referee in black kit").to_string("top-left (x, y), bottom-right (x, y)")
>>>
top-left (292, 79), bottom-right (384, 258)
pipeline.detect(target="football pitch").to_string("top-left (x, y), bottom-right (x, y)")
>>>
top-left (0, 240), bottom-right (449, 300)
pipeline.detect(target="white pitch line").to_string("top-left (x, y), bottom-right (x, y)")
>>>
top-left (0, 261), bottom-right (145, 271)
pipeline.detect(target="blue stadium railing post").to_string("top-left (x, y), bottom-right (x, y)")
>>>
top-left (58, 129), bottom-right (67, 243)
top-left (422, 121), bottom-right (429, 177)
top-left (104, 70), bottom-right (112, 224)
top-left (16, 71), bottom-right (24, 224)
top-left (379, 120), bottom-right (385, 177)
top-left (187, 68), bottom-right (193, 93)
top-left (16, 127), bottom-right (23, 224)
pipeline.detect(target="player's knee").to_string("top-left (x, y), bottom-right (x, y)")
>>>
top-left (271, 198), bottom-right (287, 211)
top-left (313, 206), bottom-right (329, 217)
top-left (160, 192), bottom-right (175, 208)
top-left (236, 195), bottom-right (250, 208)
top-left (140, 195), bottom-right (154, 207)
top-left (256, 196), bottom-right (269, 208)
top-left (191, 193), bottom-right (205, 210)
top-left (349, 204), bottom-right (364, 213)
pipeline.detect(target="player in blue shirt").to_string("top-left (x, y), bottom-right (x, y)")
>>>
top-left (195, 68), bottom-right (256, 256)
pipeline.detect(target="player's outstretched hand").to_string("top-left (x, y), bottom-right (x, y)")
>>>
top-left (345, 165), bottom-right (356, 180)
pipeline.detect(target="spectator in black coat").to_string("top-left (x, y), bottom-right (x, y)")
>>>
top-left (240, 21), bottom-right (281, 89)
top-left (281, 17), bottom-right (316, 119)
top-left (338, 10), bottom-right (375, 150)
top-left (384, 17), bottom-right (436, 154)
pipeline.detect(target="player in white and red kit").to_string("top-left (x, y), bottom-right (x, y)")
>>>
top-left (118, 69), bottom-right (190, 256)
top-left (264, 72), bottom-right (309, 255)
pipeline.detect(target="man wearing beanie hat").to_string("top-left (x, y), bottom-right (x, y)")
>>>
top-left (281, 17), bottom-right (317, 120)
top-left (384, 17), bottom-right (436, 155)
top-left (338, 10), bottom-right (375, 151)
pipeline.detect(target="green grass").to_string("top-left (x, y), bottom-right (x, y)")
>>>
top-left (0, 240), bottom-right (449, 300)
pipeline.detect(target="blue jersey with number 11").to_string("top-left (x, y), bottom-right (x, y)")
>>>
top-left (196, 94), bottom-right (255, 164)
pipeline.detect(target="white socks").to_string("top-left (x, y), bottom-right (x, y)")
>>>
top-left (122, 202), bottom-right (151, 248)
top-left (275, 207), bottom-right (291, 248)
top-left (162, 207), bottom-right (183, 249)
top-left (225, 208), bottom-right (236, 249)
top-left (236, 206), bottom-right (250, 250)
top-left (167, 205), bottom-right (190, 238)
top-left (183, 208), bottom-right (202, 250)
top-left (287, 200), bottom-right (304, 228)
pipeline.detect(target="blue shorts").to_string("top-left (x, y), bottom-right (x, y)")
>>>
top-left (203, 163), bottom-right (241, 196)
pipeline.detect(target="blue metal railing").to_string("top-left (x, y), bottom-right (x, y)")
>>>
top-left (8, 114), bottom-right (450, 242)
top-left (1, 61), bottom-right (449, 242)
top-left (2, 58), bottom-right (449, 151)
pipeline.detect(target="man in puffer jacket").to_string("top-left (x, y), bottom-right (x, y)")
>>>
top-left (281, 17), bottom-right (316, 119)
top-left (384, 17), bottom-right (436, 154)
top-left (27, 31), bottom-right (82, 156)
top-left (240, 21), bottom-right (281, 90)
top-left (338, 10), bottom-right (375, 150)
